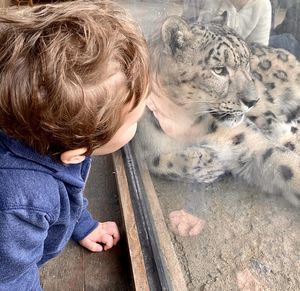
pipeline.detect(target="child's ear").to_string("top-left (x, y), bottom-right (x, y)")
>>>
top-left (60, 148), bottom-right (87, 164)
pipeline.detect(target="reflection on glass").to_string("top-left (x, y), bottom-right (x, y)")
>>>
top-left (117, 1), bottom-right (300, 290)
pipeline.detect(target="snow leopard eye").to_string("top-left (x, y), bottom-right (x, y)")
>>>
top-left (212, 66), bottom-right (228, 76)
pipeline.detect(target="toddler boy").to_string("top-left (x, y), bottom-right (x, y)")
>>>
top-left (0, 1), bottom-right (150, 290)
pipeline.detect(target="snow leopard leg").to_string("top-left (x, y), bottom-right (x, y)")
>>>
top-left (147, 145), bottom-right (226, 184)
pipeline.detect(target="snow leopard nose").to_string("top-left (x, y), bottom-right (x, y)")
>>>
top-left (240, 98), bottom-right (260, 109)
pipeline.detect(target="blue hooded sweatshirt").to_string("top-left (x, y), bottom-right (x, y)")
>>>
top-left (0, 132), bottom-right (98, 290)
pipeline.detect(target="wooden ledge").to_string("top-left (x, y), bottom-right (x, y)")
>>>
top-left (112, 151), bottom-right (149, 291)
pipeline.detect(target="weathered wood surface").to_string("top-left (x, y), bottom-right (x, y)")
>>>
top-left (112, 151), bottom-right (150, 291)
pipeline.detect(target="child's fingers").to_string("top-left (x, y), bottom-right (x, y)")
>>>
top-left (81, 239), bottom-right (103, 252)
top-left (104, 221), bottom-right (121, 244)
top-left (113, 235), bottom-right (120, 245)
top-left (111, 227), bottom-right (120, 245)
top-left (101, 233), bottom-right (114, 251)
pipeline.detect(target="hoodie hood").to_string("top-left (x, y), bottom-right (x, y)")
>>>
top-left (0, 132), bottom-right (91, 188)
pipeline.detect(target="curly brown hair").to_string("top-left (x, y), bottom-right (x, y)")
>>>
top-left (0, 0), bottom-right (150, 158)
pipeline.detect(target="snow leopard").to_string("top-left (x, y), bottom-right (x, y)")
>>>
top-left (136, 15), bottom-right (300, 207)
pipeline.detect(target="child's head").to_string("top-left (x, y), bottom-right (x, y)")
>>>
top-left (0, 0), bottom-right (150, 161)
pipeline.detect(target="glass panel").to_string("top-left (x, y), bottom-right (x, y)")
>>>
top-left (117, 1), bottom-right (300, 290)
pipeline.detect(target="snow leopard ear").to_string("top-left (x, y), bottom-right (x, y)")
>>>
top-left (161, 16), bottom-right (190, 55)
top-left (210, 11), bottom-right (228, 26)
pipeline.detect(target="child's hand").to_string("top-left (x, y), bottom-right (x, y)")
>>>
top-left (79, 221), bottom-right (120, 252)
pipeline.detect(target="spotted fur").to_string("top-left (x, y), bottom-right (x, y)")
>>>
top-left (137, 16), bottom-right (300, 207)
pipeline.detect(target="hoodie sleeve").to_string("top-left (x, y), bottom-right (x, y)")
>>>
top-left (71, 196), bottom-right (98, 241)
top-left (0, 208), bottom-right (49, 291)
